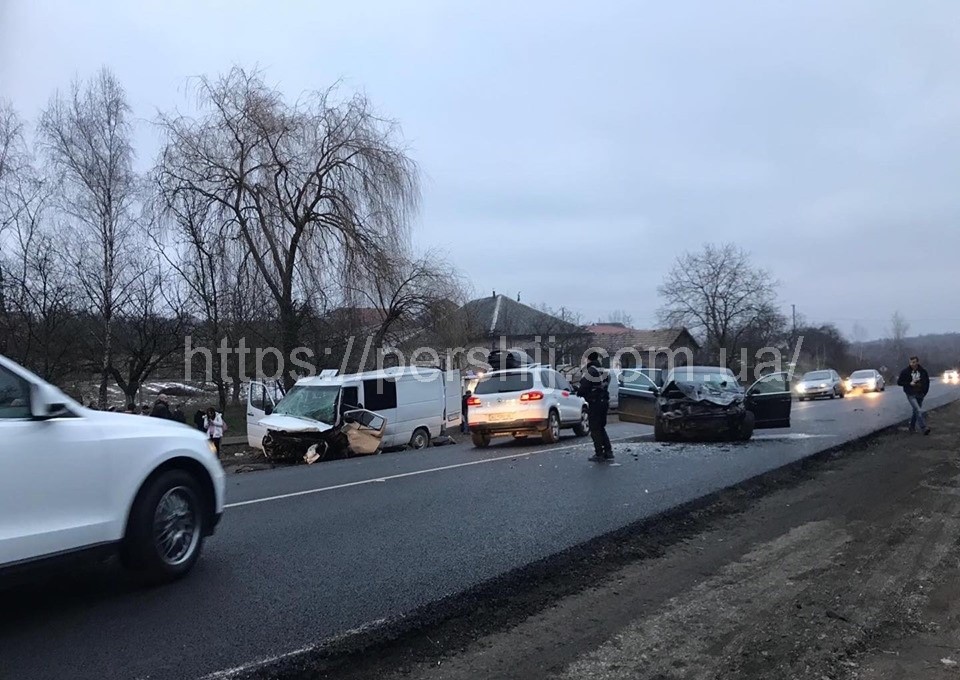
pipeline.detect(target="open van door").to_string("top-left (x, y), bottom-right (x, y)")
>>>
top-left (342, 409), bottom-right (386, 455)
top-left (444, 370), bottom-right (463, 430)
top-left (247, 381), bottom-right (277, 449)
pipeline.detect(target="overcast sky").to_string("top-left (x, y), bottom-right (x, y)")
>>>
top-left (2, 0), bottom-right (959, 339)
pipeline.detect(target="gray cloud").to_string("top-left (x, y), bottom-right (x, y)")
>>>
top-left (2, 0), bottom-right (959, 339)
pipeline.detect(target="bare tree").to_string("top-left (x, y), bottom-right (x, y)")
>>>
top-left (658, 243), bottom-right (778, 365)
top-left (890, 310), bottom-right (910, 364)
top-left (347, 248), bottom-right (466, 352)
top-left (157, 67), bottom-right (420, 387)
top-left (109, 260), bottom-right (189, 406)
top-left (0, 155), bottom-right (81, 378)
top-left (39, 68), bottom-right (138, 407)
top-left (603, 309), bottom-right (634, 327)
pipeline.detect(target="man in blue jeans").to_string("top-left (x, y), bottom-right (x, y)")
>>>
top-left (897, 356), bottom-right (931, 434)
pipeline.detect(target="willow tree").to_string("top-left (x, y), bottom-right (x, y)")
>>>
top-left (157, 68), bottom-right (420, 386)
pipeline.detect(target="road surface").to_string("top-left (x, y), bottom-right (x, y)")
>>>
top-left (2, 381), bottom-right (958, 680)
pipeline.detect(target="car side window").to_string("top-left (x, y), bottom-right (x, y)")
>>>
top-left (540, 370), bottom-right (558, 390)
top-left (0, 366), bottom-right (31, 419)
top-left (249, 383), bottom-right (266, 411)
top-left (751, 374), bottom-right (789, 395)
top-left (624, 371), bottom-right (656, 392)
top-left (555, 372), bottom-right (573, 392)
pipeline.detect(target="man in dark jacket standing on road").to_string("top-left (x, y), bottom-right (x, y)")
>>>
top-left (578, 351), bottom-right (613, 462)
top-left (897, 356), bottom-right (931, 434)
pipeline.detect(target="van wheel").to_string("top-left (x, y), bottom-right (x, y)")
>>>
top-left (409, 427), bottom-right (431, 450)
top-left (471, 431), bottom-right (491, 448)
top-left (122, 469), bottom-right (206, 584)
top-left (542, 411), bottom-right (561, 444)
top-left (573, 408), bottom-right (590, 437)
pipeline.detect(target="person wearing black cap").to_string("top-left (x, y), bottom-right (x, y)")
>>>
top-left (577, 351), bottom-right (613, 462)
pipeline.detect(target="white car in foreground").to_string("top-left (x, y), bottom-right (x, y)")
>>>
top-left (0, 355), bottom-right (225, 583)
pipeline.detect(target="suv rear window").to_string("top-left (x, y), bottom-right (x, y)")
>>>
top-left (474, 372), bottom-right (535, 394)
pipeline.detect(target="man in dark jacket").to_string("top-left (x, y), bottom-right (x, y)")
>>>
top-left (149, 395), bottom-right (174, 420)
top-left (897, 356), bottom-right (931, 434)
top-left (577, 351), bottom-right (613, 462)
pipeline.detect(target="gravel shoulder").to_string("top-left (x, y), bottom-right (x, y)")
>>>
top-left (280, 401), bottom-right (960, 680)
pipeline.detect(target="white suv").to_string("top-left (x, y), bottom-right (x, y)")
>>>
top-left (0, 355), bottom-right (225, 583)
top-left (466, 367), bottom-right (590, 447)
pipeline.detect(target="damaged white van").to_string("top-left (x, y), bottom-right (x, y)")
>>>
top-left (247, 366), bottom-right (462, 461)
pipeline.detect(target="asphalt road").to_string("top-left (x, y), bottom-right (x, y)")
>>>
top-left (3, 381), bottom-right (958, 680)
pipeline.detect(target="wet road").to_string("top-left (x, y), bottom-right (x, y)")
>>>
top-left (2, 381), bottom-right (958, 680)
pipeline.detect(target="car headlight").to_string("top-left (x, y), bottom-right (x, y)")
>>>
top-left (795, 384), bottom-right (806, 393)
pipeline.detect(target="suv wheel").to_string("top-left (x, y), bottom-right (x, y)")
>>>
top-left (471, 431), bottom-right (491, 448)
top-left (573, 408), bottom-right (590, 437)
top-left (542, 410), bottom-right (561, 444)
top-left (122, 469), bottom-right (206, 584)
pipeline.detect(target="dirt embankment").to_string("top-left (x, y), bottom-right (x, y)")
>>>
top-left (350, 404), bottom-right (960, 680)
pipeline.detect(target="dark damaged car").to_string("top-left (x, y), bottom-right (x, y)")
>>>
top-left (618, 366), bottom-right (792, 442)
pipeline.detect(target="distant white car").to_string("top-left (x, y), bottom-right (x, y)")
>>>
top-left (466, 367), bottom-right (590, 447)
top-left (0, 355), bottom-right (225, 583)
top-left (845, 369), bottom-right (886, 393)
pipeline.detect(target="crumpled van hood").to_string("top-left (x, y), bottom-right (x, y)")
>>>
top-left (259, 413), bottom-right (334, 433)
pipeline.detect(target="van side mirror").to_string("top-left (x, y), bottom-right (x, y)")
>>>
top-left (264, 404), bottom-right (274, 416)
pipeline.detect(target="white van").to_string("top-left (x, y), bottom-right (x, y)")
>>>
top-left (247, 366), bottom-right (462, 451)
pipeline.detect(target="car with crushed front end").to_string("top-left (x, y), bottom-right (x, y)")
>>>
top-left (617, 366), bottom-right (792, 442)
top-left (0, 354), bottom-right (225, 584)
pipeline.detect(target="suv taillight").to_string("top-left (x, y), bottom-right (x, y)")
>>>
top-left (466, 396), bottom-right (481, 406)
top-left (519, 391), bottom-right (544, 402)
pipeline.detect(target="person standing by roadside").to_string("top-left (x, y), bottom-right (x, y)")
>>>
top-left (577, 351), bottom-right (613, 462)
top-left (149, 395), bottom-right (174, 420)
top-left (204, 407), bottom-right (226, 456)
top-left (897, 355), bottom-right (931, 434)
top-left (461, 390), bottom-right (472, 434)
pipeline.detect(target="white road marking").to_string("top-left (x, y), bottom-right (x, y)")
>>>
top-left (200, 618), bottom-right (389, 679)
top-left (225, 435), bottom-right (642, 509)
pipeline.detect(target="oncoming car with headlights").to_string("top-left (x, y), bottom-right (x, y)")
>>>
top-left (467, 367), bottom-right (590, 447)
top-left (844, 369), bottom-right (886, 393)
top-left (795, 369), bottom-right (845, 401)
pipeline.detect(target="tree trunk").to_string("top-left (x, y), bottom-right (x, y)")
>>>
top-left (279, 302), bottom-right (300, 390)
top-left (99, 316), bottom-right (112, 409)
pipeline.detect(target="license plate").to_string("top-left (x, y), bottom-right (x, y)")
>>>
top-left (490, 413), bottom-right (513, 422)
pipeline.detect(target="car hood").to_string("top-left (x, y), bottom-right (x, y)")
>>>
top-left (662, 380), bottom-right (744, 407)
top-left (259, 413), bottom-right (334, 434)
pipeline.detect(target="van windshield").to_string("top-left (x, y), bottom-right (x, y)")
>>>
top-left (273, 385), bottom-right (340, 423)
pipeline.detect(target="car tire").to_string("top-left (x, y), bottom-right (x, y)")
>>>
top-left (409, 427), bottom-right (431, 450)
top-left (654, 416), bottom-right (669, 442)
top-left (471, 431), bottom-right (491, 448)
top-left (122, 469), bottom-right (206, 584)
top-left (737, 411), bottom-right (756, 442)
top-left (542, 410), bottom-right (561, 444)
top-left (573, 409), bottom-right (590, 437)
